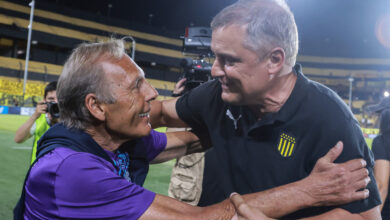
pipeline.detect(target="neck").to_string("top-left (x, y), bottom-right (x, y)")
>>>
top-left (85, 125), bottom-right (125, 152)
top-left (250, 69), bottom-right (297, 119)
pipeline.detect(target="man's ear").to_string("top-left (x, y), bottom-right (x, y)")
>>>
top-left (85, 94), bottom-right (105, 121)
top-left (266, 47), bottom-right (285, 75)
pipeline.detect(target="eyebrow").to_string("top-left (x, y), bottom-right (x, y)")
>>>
top-left (217, 53), bottom-right (242, 62)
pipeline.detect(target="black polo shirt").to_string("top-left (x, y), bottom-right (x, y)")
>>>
top-left (372, 134), bottom-right (390, 218)
top-left (176, 64), bottom-right (381, 219)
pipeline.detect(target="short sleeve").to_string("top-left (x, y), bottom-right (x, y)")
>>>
top-left (308, 120), bottom-right (381, 214)
top-left (55, 153), bottom-right (155, 219)
top-left (176, 80), bottom-right (219, 130)
top-left (372, 136), bottom-right (390, 161)
top-left (336, 124), bottom-right (381, 213)
top-left (30, 122), bottom-right (37, 135)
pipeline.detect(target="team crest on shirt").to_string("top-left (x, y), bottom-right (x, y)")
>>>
top-left (277, 133), bottom-right (296, 157)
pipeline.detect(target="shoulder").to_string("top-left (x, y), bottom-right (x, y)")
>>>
top-left (178, 79), bottom-right (221, 104)
top-left (176, 80), bottom-right (224, 122)
top-left (30, 147), bottom-right (114, 181)
top-left (372, 135), bottom-right (390, 160)
top-left (305, 79), bottom-right (354, 122)
top-left (27, 147), bottom-right (156, 219)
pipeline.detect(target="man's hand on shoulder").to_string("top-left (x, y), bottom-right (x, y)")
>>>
top-left (301, 141), bottom-right (370, 207)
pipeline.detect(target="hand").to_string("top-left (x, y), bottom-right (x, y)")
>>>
top-left (303, 141), bottom-right (370, 207)
top-left (172, 78), bottom-right (186, 96)
top-left (33, 101), bottom-right (48, 118)
top-left (230, 193), bottom-right (274, 220)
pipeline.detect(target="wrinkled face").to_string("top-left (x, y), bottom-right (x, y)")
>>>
top-left (211, 25), bottom-right (271, 105)
top-left (101, 55), bottom-right (158, 140)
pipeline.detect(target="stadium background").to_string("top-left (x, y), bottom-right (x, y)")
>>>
top-left (0, 0), bottom-right (389, 219)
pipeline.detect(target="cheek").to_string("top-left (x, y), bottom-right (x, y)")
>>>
top-left (127, 94), bottom-right (145, 120)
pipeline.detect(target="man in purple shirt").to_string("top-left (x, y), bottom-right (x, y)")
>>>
top-left (16, 38), bottom-right (372, 220)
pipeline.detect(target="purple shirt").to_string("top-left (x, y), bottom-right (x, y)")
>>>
top-left (24, 130), bottom-right (167, 219)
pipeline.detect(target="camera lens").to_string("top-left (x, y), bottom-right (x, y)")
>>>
top-left (47, 102), bottom-right (60, 118)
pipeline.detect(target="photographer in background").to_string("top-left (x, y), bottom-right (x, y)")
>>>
top-left (14, 81), bottom-right (59, 164)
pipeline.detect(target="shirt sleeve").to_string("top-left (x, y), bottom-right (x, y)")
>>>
top-left (176, 80), bottom-right (218, 130)
top-left (55, 153), bottom-right (155, 219)
top-left (372, 135), bottom-right (390, 161)
top-left (143, 129), bottom-right (167, 161)
top-left (30, 121), bottom-right (36, 135)
top-left (175, 81), bottom-right (217, 148)
top-left (309, 119), bottom-right (381, 214)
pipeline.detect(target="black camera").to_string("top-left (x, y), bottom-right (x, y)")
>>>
top-left (180, 27), bottom-right (213, 93)
top-left (180, 58), bottom-right (212, 91)
top-left (46, 102), bottom-right (60, 118)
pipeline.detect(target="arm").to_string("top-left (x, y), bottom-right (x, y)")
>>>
top-left (229, 193), bottom-right (274, 220)
top-left (374, 159), bottom-right (390, 211)
top-left (301, 206), bottom-right (381, 220)
top-left (151, 131), bottom-right (203, 164)
top-left (140, 194), bottom-right (235, 220)
top-left (150, 98), bottom-right (188, 128)
top-left (144, 142), bottom-right (372, 219)
top-left (14, 101), bottom-right (47, 143)
top-left (239, 142), bottom-right (371, 218)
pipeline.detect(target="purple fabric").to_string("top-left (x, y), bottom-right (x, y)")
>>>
top-left (24, 130), bottom-right (167, 219)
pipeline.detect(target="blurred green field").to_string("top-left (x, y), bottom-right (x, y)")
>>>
top-left (0, 114), bottom-right (174, 220)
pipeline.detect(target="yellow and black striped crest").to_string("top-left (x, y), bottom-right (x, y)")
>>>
top-left (277, 133), bottom-right (296, 157)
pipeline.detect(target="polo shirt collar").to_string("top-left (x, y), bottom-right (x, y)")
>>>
top-left (272, 63), bottom-right (309, 123)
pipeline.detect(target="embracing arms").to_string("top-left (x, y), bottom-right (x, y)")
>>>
top-left (141, 142), bottom-right (372, 219)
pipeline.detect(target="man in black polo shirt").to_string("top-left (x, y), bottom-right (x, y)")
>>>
top-left (367, 99), bottom-right (390, 219)
top-left (150, 0), bottom-right (381, 218)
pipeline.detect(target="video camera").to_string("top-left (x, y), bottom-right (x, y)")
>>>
top-left (46, 102), bottom-right (60, 118)
top-left (180, 27), bottom-right (213, 92)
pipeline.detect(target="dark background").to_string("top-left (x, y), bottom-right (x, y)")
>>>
top-left (40, 0), bottom-right (390, 59)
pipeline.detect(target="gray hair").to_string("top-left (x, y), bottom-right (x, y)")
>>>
top-left (57, 39), bottom-right (125, 130)
top-left (211, 0), bottom-right (298, 66)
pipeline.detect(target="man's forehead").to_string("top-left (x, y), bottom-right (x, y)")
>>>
top-left (101, 56), bottom-right (144, 78)
top-left (211, 25), bottom-right (246, 52)
top-left (46, 90), bottom-right (56, 96)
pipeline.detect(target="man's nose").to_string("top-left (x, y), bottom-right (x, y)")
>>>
top-left (211, 59), bottom-right (224, 78)
top-left (143, 82), bottom-right (158, 102)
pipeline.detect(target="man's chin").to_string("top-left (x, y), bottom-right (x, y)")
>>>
top-left (221, 92), bottom-right (242, 105)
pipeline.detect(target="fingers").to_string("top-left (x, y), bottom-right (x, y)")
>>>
top-left (340, 158), bottom-right (367, 172)
top-left (177, 78), bottom-right (187, 87)
top-left (230, 193), bottom-right (271, 220)
top-left (230, 192), bottom-right (249, 213)
top-left (35, 101), bottom-right (48, 114)
top-left (350, 189), bottom-right (370, 201)
top-left (351, 176), bottom-right (371, 192)
top-left (322, 141), bottom-right (343, 163)
top-left (173, 78), bottom-right (187, 95)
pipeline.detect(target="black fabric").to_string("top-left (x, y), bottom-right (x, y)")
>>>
top-left (372, 134), bottom-right (390, 218)
top-left (380, 109), bottom-right (390, 133)
top-left (176, 64), bottom-right (381, 219)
